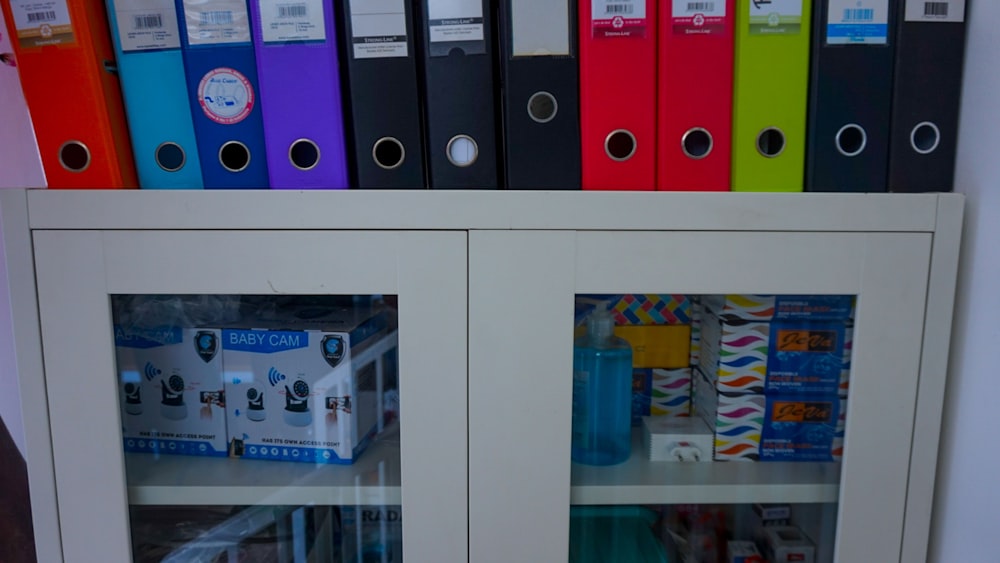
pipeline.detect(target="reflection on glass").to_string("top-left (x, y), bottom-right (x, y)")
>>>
top-left (129, 504), bottom-right (402, 562)
top-left (111, 295), bottom-right (402, 561)
top-left (570, 294), bottom-right (853, 563)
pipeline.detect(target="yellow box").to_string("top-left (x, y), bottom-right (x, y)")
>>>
top-left (614, 325), bottom-right (691, 369)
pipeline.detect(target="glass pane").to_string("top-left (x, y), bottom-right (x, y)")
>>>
top-left (112, 295), bottom-right (402, 561)
top-left (570, 294), bottom-right (853, 563)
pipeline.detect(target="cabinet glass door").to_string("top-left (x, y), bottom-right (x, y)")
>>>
top-left (32, 230), bottom-right (467, 562)
top-left (470, 230), bottom-right (931, 563)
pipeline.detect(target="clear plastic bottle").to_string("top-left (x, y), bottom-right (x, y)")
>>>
top-left (572, 308), bottom-right (633, 465)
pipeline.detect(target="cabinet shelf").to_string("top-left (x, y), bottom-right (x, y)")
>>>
top-left (570, 431), bottom-right (841, 505)
top-left (124, 427), bottom-right (401, 507)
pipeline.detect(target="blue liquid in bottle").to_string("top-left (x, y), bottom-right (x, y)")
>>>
top-left (572, 309), bottom-right (633, 465)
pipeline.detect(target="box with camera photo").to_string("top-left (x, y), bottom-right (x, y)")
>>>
top-left (115, 326), bottom-right (227, 457)
top-left (222, 309), bottom-right (397, 464)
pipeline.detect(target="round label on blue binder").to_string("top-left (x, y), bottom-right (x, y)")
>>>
top-left (197, 67), bottom-right (254, 125)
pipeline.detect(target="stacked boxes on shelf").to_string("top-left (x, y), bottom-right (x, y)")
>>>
top-left (115, 300), bottom-right (399, 465)
top-left (607, 294), bottom-right (694, 426)
top-left (694, 295), bottom-right (854, 462)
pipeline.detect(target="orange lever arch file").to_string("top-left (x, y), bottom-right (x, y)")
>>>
top-left (1, 1), bottom-right (136, 188)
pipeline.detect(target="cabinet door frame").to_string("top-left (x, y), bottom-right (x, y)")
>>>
top-left (32, 229), bottom-right (468, 562)
top-left (469, 229), bottom-right (933, 563)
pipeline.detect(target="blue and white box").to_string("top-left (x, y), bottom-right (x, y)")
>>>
top-left (115, 326), bottom-right (227, 457)
top-left (223, 309), bottom-right (398, 464)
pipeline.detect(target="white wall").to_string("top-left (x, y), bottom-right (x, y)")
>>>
top-left (930, 0), bottom-right (1000, 560)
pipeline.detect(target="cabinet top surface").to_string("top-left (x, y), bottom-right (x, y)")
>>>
top-left (15, 190), bottom-right (961, 232)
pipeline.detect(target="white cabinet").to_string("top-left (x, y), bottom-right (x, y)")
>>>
top-left (1, 190), bottom-right (963, 562)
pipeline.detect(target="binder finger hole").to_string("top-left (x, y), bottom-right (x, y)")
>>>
top-left (756, 128), bottom-right (786, 158)
top-left (911, 122), bottom-right (941, 155)
top-left (155, 142), bottom-right (186, 172)
top-left (446, 135), bottom-right (479, 167)
top-left (373, 137), bottom-right (406, 170)
top-left (219, 141), bottom-right (251, 173)
top-left (835, 124), bottom-right (867, 157)
top-left (289, 139), bottom-right (321, 171)
top-left (605, 129), bottom-right (637, 162)
top-left (58, 141), bottom-right (91, 173)
top-left (681, 128), bottom-right (713, 160)
top-left (527, 91), bottom-right (558, 123)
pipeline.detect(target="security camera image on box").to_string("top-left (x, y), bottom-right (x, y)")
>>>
top-left (223, 307), bottom-right (398, 464)
top-left (115, 326), bottom-right (227, 457)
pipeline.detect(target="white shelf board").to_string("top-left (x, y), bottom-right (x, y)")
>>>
top-left (125, 428), bottom-right (401, 506)
top-left (26, 189), bottom-right (946, 233)
top-left (570, 431), bottom-right (841, 505)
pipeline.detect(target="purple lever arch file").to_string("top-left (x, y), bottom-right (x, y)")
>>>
top-left (250, 0), bottom-right (349, 189)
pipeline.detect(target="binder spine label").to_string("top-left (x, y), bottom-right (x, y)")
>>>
top-left (197, 67), bottom-right (255, 124)
top-left (511, 0), bottom-right (572, 56)
top-left (904, 0), bottom-right (965, 23)
top-left (114, 0), bottom-right (182, 52)
top-left (10, 0), bottom-right (75, 48)
top-left (349, 0), bottom-right (408, 59)
top-left (182, 0), bottom-right (251, 46)
top-left (258, 0), bottom-right (326, 43)
top-left (592, 0), bottom-right (648, 38)
top-left (671, 0), bottom-right (727, 35)
top-left (427, 0), bottom-right (484, 42)
top-left (827, 0), bottom-right (888, 44)
top-left (747, 0), bottom-right (802, 35)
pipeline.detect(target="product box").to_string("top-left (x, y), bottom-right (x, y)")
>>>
top-left (615, 325), bottom-right (692, 369)
top-left (762, 526), bottom-right (815, 563)
top-left (115, 326), bottom-right (227, 457)
top-left (223, 309), bottom-right (398, 464)
top-left (693, 368), bottom-right (839, 462)
top-left (832, 397), bottom-right (848, 461)
top-left (840, 324), bottom-right (853, 395)
top-left (728, 541), bottom-right (764, 563)
top-left (632, 368), bottom-right (692, 426)
top-left (643, 416), bottom-right (713, 462)
top-left (703, 294), bottom-right (855, 322)
top-left (699, 309), bottom-right (848, 395)
top-left (339, 505), bottom-right (403, 563)
top-left (612, 293), bottom-right (694, 325)
top-left (690, 296), bottom-right (702, 366)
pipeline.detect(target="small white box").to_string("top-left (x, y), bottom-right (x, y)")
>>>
top-left (115, 326), bottom-right (227, 457)
top-left (727, 540), bottom-right (764, 563)
top-left (223, 308), bottom-right (397, 464)
top-left (763, 526), bottom-right (816, 563)
top-left (642, 416), bottom-right (714, 461)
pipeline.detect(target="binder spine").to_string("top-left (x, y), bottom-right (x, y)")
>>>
top-left (499, 0), bottom-right (581, 189)
top-left (250, 0), bottom-right (349, 189)
top-left (106, 0), bottom-right (204, 189)
top-left (805, 0), bottom-right (898, 193)
top-left (339, 0), bottom-right (426, 189)
top-left (657, 0), bottom-right (735, 191)
top-left (580, 0), bottom-right (657, 191)
top-left (175, 0), bottom-right (270, 189)
top-left (731, 0), bottom-right (812, 192)
top-left (887, 0), bottom-right (967, 192)
top-left (416, 0), bottom-right (500, 189)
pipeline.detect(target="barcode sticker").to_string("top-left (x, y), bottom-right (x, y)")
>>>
top-left (748, 0), bottom-right (803, 35)
top-left (427, 0), bottom-right (485, 55)
top-left (9, 1), bottom-right (75, 48)
top-left (671, 0), bottom-right (726, 36)
top-left (259, 0), bottom-right (326, 44)
top-left (827, 0), bottom-right (888, 44)
top-left (349, 0), bottom-right (409, 59)
top-left (183, 0), bottom-right (250, 46)
top-left (115, 0), bottom-right (181, 52)
top-left (905, 0), bottom-right (964, 22)
top-left (592, 0), bottom-right (647, 39)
